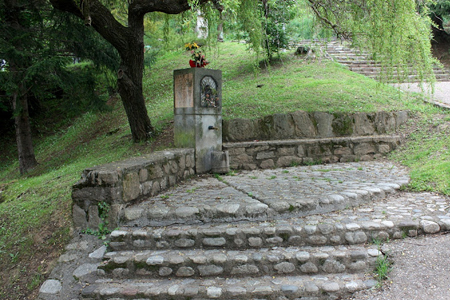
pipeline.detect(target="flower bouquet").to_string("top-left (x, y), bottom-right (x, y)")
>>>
top-left (185, 42), bottom-right (209, 68)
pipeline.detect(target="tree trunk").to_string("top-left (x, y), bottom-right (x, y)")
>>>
top-left (116, 13), bottom-right (155, 142)
top-left (12, 87), bottom-right (38, 174)
top-left (117, 42), bottom-right (155, 142)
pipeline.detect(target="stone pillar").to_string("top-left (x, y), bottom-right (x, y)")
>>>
top-left (174, 68), bottom-right (225, 173)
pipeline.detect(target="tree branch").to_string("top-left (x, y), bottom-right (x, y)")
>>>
top-left (129, 0), bottom-right (212, 16)
top-left (307, 0), bottom-right (351, 39)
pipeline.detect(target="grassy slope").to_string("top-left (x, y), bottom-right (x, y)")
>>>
top-left (0, 41), bottom-right (449, 299)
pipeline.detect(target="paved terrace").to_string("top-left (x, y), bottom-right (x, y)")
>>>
top-left (39, 161), bottom-right (450, 300)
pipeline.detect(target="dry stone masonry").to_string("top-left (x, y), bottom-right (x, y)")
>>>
top-left (72, 149), bottom-right (195, 230)
top-left (224, 135), bottom-right (400, 170)
top-left (223, 111), bottom-right (408, 142)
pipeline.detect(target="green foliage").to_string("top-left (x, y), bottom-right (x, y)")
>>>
top-left (0, 1), bottom-right (120, 139)
top-left (308, 0), bottom-right (437, 83)
top-left (389, 113), bottom-right (450, 195)
top-left (374, 254), bottom-right (392, 285)
top-left (261, 0), bottom-right (296, 59)
top-left (82, 201), bottom-right (111, 239)
top-left (429, 0), bottom-right (450, 18)
top-left (237, 0), bottom-right (263, 54)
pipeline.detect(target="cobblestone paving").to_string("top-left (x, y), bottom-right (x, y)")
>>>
top-left (123, 162), bottom-right (410, 227)
top-left (39, 161), bottom-right (450, 300)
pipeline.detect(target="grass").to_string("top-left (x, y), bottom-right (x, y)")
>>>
top-left (0, 40), bottom-right (449, 299)
top-left (374, 254), bottom-right (392, 286)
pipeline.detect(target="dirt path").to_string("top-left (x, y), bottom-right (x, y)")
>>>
top-left (348, 233), bottom-right (450, 300)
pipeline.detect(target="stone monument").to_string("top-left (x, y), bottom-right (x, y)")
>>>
top-left (173, 68), bottom-right (228, 173)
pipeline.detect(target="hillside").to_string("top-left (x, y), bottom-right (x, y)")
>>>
top-left (0, 41), bottom-right (449, 299)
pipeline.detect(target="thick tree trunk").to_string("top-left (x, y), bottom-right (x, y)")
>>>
top-left (117, 40), bottom-right (155, 142)
top-left (116, 12), bottom-right (155, 142)
top-left (12, 88), bottom-right (38, 174)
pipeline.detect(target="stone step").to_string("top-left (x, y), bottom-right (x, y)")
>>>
top-left (347, 66), bottom-right (447, 73)
top-left (99, 245), bottom-right (382, 279)
top-left (81, 273), bottom-right (377, 299)
top-left (323, 42), bottom-right (450, 82)
top-left (110, 191), bottom-right (450, 252)
top-left (121, 162), bottom-right (409, 228)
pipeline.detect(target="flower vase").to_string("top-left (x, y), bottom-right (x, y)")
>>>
top-left (189, 60), bottom-right (197, 68)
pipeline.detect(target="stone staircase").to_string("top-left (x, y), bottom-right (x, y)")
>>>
top-left (77, 162), bottom-right (421, 300)
top-left (321, 40), bottom-right (450, 82)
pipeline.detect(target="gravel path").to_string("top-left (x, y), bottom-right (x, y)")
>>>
top-left (348, 233), bottom-right (450, 300)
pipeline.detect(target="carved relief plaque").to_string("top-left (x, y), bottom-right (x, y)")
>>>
top-left (174, 73), bottom-right (194, 108)
top-left (200, 75), bottom-right (220, 108)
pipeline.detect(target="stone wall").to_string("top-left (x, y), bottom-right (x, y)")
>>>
top-left (223, 136), bottom-right (401, 170)
top-left (223, 111), bottom-right (408, 142)
top-left (72, 149), bottom-right (195, 230)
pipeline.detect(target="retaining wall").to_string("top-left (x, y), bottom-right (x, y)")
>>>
top-left (223, 135), bottom-right (401, 170)
top-left (72, 149), bottom-right (195, 230)
top-left (223, 111), bottom-right (408, 142)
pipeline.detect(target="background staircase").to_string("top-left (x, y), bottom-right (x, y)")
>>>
top-left (312, 40), bottom-right (450, 82)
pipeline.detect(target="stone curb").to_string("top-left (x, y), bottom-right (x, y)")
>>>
top-left (109, 216), bottom-right (448, 252)
top-left (81, 273), bottom-right (377, 300)
top-left (99, 245), bottom-right (382, 279)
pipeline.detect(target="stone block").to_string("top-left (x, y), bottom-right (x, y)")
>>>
top-left (160, 176), bottom-right (168, 190)
top-left (242, 163), bottom-right (258, 170)
top-left (227, 147), bottom-right (246, 156)
top-left (139, 169), bottom-right (148, 182)
top-left (169, 160), bottom-right (178, 174)
top-left (378, 144), bottom-right (391, 154)
top-left (123, 172), bottom-right (140, 202)
top-left (260, 159), bottom-right (275, 169)
top-left (272, 113), bottom-right (295, 139)
top-left (151, 181), bottom-right (160, 196)
top-left (88, 205), bottom-right (101, 229)
top-left (232, 154), bottom-right (253, 165)
top-left (97, 171), bottom-right (119, 185)
top-left (307, 145), bottom-right (332, 157)
top-left (256, 151), bottom-right (275, 160)
top-left (223, 118), bottom-right (256, 142)
top-left (332, 113), bottom-right (354, 136)
top-left (39, 279), bottom-right (61, 295)
top-left (375, 111), bottom-right (396, 133)
top-left (276, 156), bottom-right (302, 167)
top-left (354, 113), bottom-right (375, 135)
top-left (177, 154), bottom-right (186, 170)
top-left (314, 112), bottom-right (334, 137)
top-left (163, 163), bottom-right (170, 174)
top-left (246, 145), bottom-right (270, 155)
top-left (291, 111), bottom-right (317, 137)
top-left (141, 181), bottom-right (153, 195)
top-left (396, 110), bottom-right (408, 127)
top-left (149, 165), bottom-right (164, 179)
top-left (169, 175), bottom-right (176, 187)
top-left (340, 155), bottom-right (356, 162)
top-left (360, 155), bottom-right (373, 161)
top-left (297, 145), bottom-right (305, 157)
top-left (277, 147), bottom-right (296, 156)
top-left (333, 146), bottom-right (352, 156)
top-left (73, 204), bottom-right (87, 229)
top-left (106, 204), bottom-right (122, 229)
top-left (354, 143), bottom-right (376, 155)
